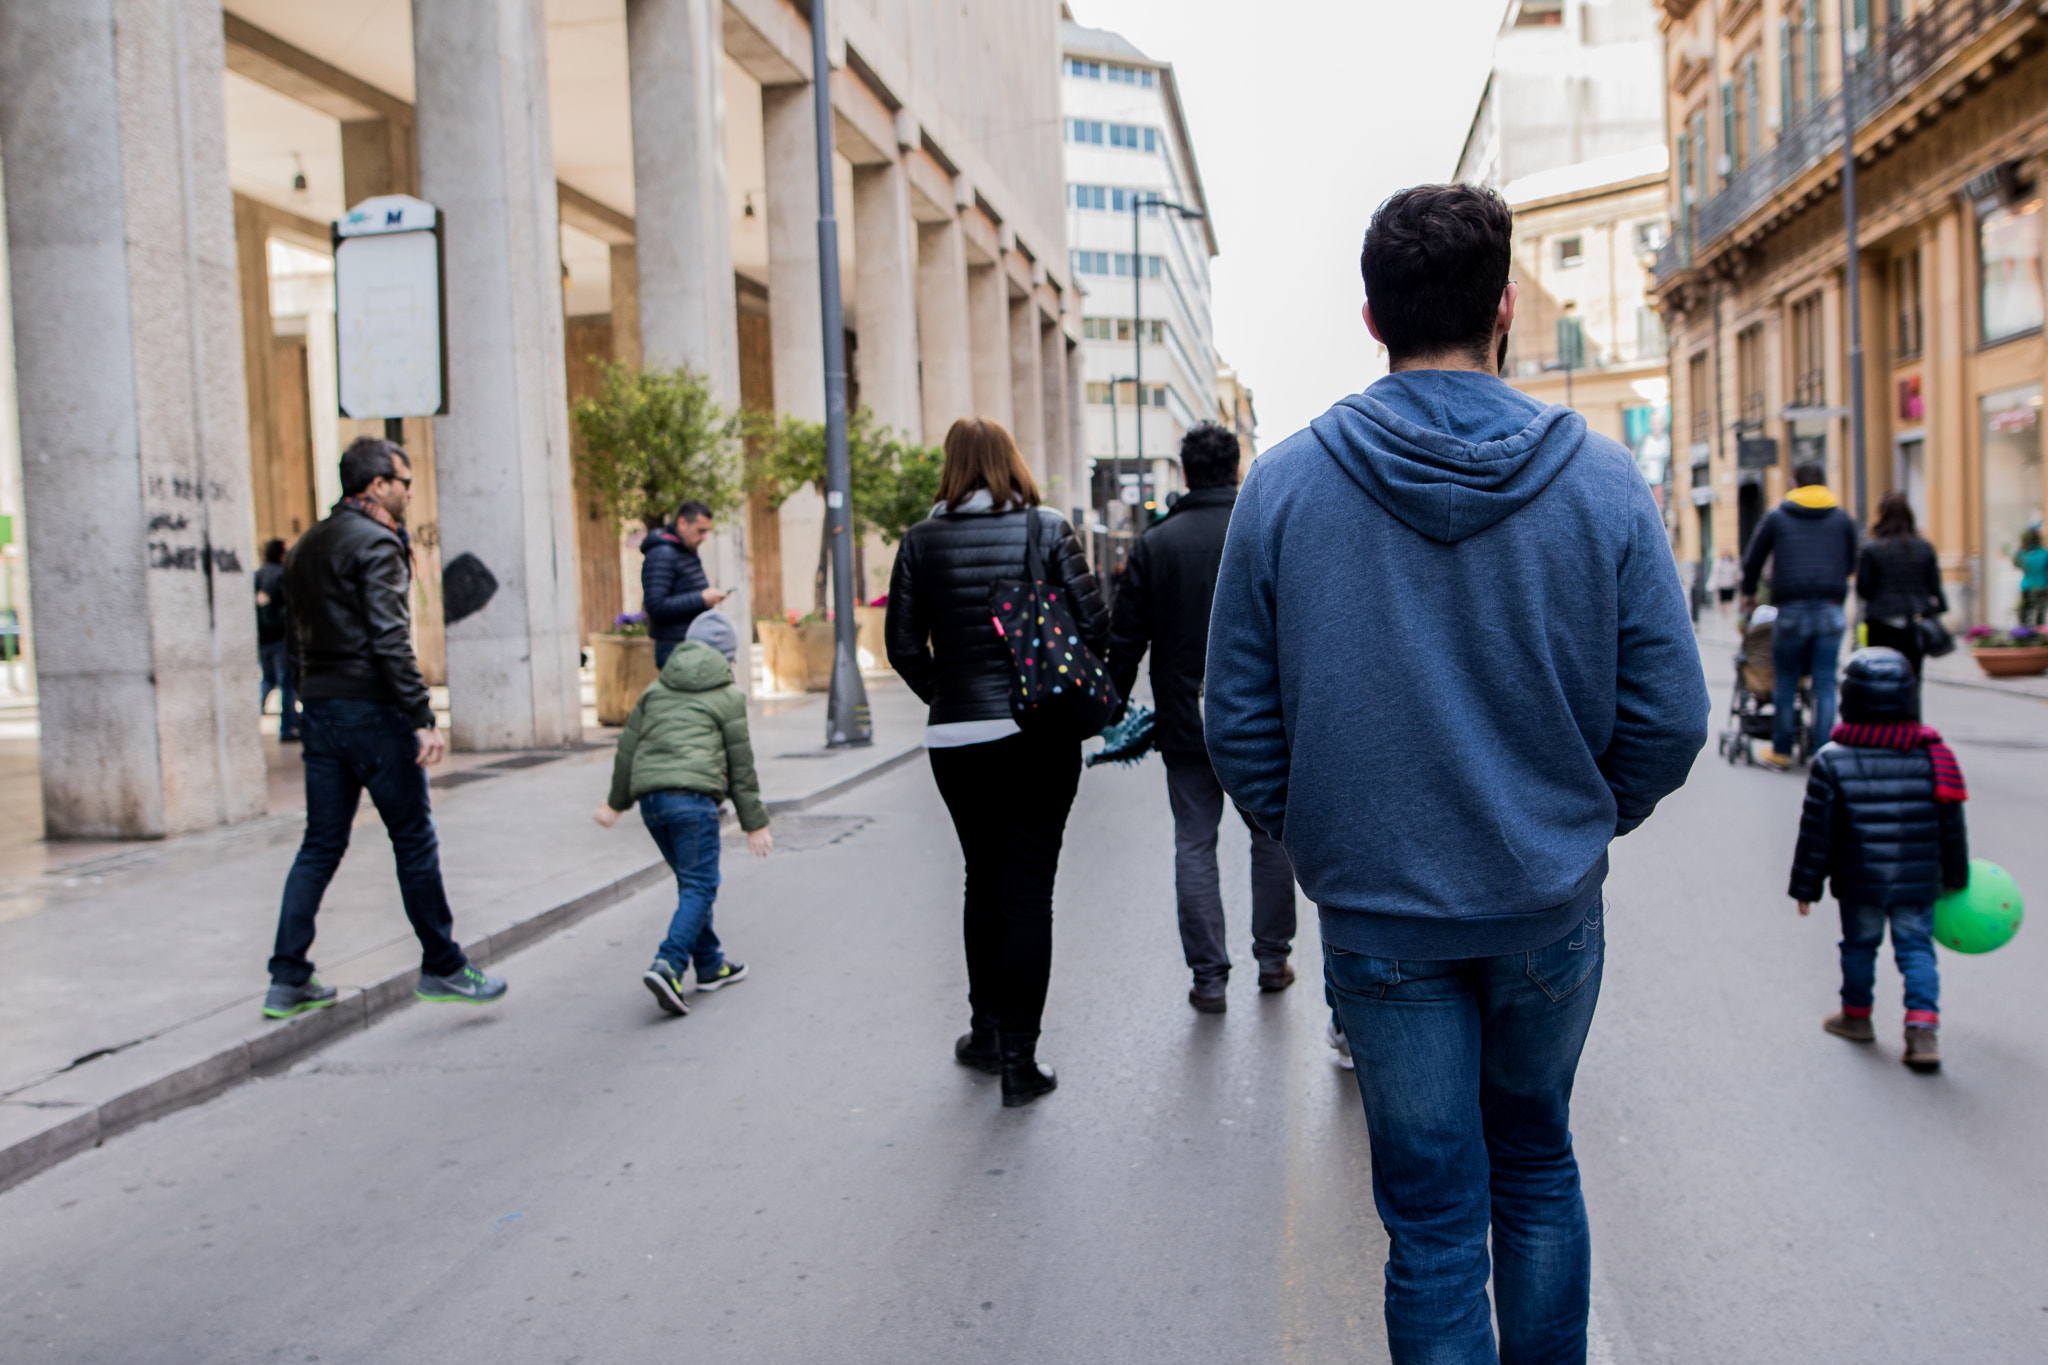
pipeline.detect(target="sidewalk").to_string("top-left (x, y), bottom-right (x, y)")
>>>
top-left (1694, 608), bottom-right (2048, 703)
top-left (0, 675), bottom-right (927, 1192)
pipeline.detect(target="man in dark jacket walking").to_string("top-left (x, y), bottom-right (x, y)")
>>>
top-left (255, 537), bottom-right (299, 741)
top-left (1741, 460), bottom-right (1859, 768)
top-left (1205, 186), bottom-right (1707, 1363)
top-left (642, 499), bottom-right (730, 667)
top-left (1109, 422), bottom-right (1295, 1013)
top-left (262, 437), bottom-right (506, 1019)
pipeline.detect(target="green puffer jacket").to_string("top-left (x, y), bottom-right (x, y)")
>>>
top-left (606, 641), bottom-right (769, 831)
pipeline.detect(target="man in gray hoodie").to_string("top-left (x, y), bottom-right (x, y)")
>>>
top-left (1205, 186), bottom-right (1707, 1363)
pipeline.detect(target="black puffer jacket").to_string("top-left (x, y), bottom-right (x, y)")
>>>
top-left (1107, 485), bottom-right (1236, 759)
top-left (285, 504), bottom-right (434, 729)
top-left (1857, 533), bottom-right (1947, 622)
top-left (886, 503), bottom-right (1108, 725)
top-left (1790, 744), bottom-right (1969, 907)
top-left (641, 526), bottom-right (711, 644)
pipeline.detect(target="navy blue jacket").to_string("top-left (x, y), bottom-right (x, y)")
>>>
top-left (1205, 372), bottom-right (1709, 960)
top-left (641, 526), bottom-right (710, 644)
top-left (1740, 497), bottom-right (1858, 603)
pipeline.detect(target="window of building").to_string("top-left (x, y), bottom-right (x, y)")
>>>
top-left (1065, 59), bottom-right (1102, 79)
top-left (1720, 79), bottom-right (1737, 184)
top-left (1790, 291), bottom-right (1826, 408)
top-left (1515, 0), bottom-right (1564, 24)
top-left (1780, 4), bottom-right (1820, 123)
top-left (1067, 184), bottom-right (1107, 210)
top-left (1736, 324), bottom-right (1766, 427)
top-left (1082, 318), bottom-right (1165, 343)
top-left (1084, 381), bottom-right (1167, 406)
top-left (1979, 193), bottom-right (2045, 344)
top-left (1104, 64), bottom-right (1155, 87)
top-left (1067, 119), bottom-right (1104, 145)
top-left (1105, 124), bottom-right (1157, 152)
top-left (1071, 250), bottom-right (1111, 275)
top-left (1633, 220), bottom-right (1668, 255)
top-left (1739, 50), bottom-right (1760, 168)
top-left (1688, 350), bottom-right (1712, 444)
top-left (1636, 305), bottom-right (1666, 358)
top-left (1894, 249), bottom-right (1923, 357)
top-left (1555, 315), bottom-right (1586, 369)
top-left (1555, 236), bottom-right (1585, 269)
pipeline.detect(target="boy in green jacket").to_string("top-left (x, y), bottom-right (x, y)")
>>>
top-left (594, 611), bottom-right (772, 1015)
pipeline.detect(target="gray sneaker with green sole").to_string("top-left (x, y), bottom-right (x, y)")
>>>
top-left (416, 965), bottom-right (507, 1004)
top-left (262, 978), bottom-right (337, 1020)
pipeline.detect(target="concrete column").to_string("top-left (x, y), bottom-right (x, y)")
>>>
top-left (340, 117), bottom-right (416, 206)
top-left (1041, 314), bottom-right (1073, 518)
top-left (852, 160), bottom-right (920, 440)
top-left (609, 242), bottom-right (641, 370)
top-left (916, 218), bottom-right (972, 442)
top-left (413, 0), bottom-right (583, 750)
top-left (1008, 293), bottom-right (1044, 484)
top-left (761, 82), bottom-right (827, 616)
top-left (0, 0), bottom-right (266, 838)
top-left (967, 263), bottom-right (1013, 428)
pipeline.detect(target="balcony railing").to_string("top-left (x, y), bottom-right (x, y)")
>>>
top-left (1505, 339), bottom-right (1670, 379)
top-left (1654, 0), bottom-right (2024, 283)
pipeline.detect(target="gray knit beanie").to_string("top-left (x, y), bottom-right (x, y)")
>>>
top-left (684, 609), bottom-right (740, 665)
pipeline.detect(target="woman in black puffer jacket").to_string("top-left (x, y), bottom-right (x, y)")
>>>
top-left (885, 417), bottom-right (1108, 1107)
top-left (1856, 491), bottom-right (1947, 678)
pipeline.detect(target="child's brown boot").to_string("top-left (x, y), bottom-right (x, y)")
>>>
top-left (1823, 1010), bottom-right (1875, 1042)
top-left (1903, 1026), bottom-right (1941, 1071)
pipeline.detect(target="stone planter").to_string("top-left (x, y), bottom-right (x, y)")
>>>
top-left (853, 605), bottom-right (886, 670)
top-left (592, 633), bottom-right (658, 725)
top-left (759, 620), bottom-right (836, 693)
top-left (1971, 645), bottom-right (2048, 678)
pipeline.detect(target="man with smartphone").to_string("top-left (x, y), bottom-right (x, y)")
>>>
top-left (642, 499), bottom-right (730, 667)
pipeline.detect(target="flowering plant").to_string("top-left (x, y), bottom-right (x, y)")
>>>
top-left (612, 612), bottom-right (649, 638)
top-left (1966, 624), bottom-right (2044, 648)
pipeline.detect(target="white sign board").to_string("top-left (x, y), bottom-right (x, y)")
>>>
top-left (334, 196), bottom-right (445, 419)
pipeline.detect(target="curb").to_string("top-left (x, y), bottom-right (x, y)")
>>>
top-left (0, 742), bottom-right (922, 1197)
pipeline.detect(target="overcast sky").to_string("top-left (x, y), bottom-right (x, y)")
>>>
top-left (1068, 0), bottom-right (1508, 447)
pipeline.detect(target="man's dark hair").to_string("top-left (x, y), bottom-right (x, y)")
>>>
top-left (263, 538), bottom-right (286, 564)
top-left (1792, 460), bottom-right (1827, 488)
top-left (339, 436), bottom-right (407, 497)
top-left (1179, 422), bottom-right (1241, 490)
top-left (1359, 184), bottom-right (1515, 366)
top-left (675, 499), bottom-right (714, 525)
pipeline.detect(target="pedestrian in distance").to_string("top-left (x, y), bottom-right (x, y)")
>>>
top-left (255, 536), bottom-right (299, 742)
top-left (884, 416), bottom-right (1109, 1108)
top-left (1711, 549), bottom-right (1741, 610)
top-left (1204, 184), bottom-right (1708, 1364)
top-left (263, 436), bottom-right (507, 1019)
top-left (1791, 647), bottom-right (1967, 1071)
top-left (1106, 420), bottom-right (1299, 1015)
top-left (1740, 459), bottom-right (1859, 770)
top-left (594, 609), bottom-right (771, 1015)
top-left (1856, 490), bottom-right (1947, 680)
top-left (642, 498), bottom-right (730, 667)
top-left (2014, 524), bottom-right (2048, 625)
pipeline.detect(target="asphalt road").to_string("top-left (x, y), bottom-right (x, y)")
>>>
top-left (4, 650), bottom-right (2047, 1363)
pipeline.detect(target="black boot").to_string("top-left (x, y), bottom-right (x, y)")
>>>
top-left (999, 1032), bottom-right (1057, 1108)
top-left (954, 1027), bottom-right (1001, 1074)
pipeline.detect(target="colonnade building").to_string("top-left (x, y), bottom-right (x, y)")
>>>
top-left (0, 0), bottom-right (1083, 840)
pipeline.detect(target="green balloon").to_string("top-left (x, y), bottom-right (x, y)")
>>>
top-left (1933, 860), bottom-right (2025, 954)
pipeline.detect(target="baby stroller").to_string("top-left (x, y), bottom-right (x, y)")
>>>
top-left (1717, 605), bottom-right (1815, 766)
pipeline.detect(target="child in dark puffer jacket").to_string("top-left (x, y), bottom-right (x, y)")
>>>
top-left (1789, 646), bottom-right (1968, 1071)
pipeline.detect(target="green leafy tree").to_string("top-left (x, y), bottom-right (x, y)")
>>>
top-left (570, 362), bottom-right (741, 532)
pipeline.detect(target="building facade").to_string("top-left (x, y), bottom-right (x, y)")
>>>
top-left (0, 0), bottom-right (1083, 839)
top-left (1652, 0), bottom-right (2047, 623)
top-left (1059, 19), bottom-right (1221, 570)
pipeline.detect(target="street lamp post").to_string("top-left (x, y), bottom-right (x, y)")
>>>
top-left (1131, 193), bottom-right (1204, 534)
top-left (1105, 373), bottom-right (1135, 592)
top-left (1837, 0), bottom-right (1868, 528)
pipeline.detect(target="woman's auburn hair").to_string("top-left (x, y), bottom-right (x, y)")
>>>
top-left (936, 416), bottom-right (1040, 512)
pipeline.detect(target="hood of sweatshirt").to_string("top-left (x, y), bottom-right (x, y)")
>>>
top-left (658, 639), bottom-right (733, 693)
top-left (1782, 484), bottom-right (1840, 516)
top-left (1308, 371), bottom-right (1587, 544)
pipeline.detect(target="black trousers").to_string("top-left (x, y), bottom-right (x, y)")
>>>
top-left (929, 731), bottom-right (1082, 1038)
top-left (1865, 619), bottom-right (1925, 677)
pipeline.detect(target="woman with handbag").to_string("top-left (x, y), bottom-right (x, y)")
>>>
top-left (1857, 490), bottom-right (1949, 682)
top-left (884, 417), bottom-right (1110, 1107)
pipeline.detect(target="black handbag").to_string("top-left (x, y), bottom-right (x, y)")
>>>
top-left (989, 510), bottom-right (1120, 740)
top-left (1918, 613), bottom-right (1956, 658)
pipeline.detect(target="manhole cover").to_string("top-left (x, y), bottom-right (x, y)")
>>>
top-left (483, 753), bottom-right (569, 770)
top-left (726, 814), bottom-right (870, 853)
top-left (430, 770), bottom-right (498, 790)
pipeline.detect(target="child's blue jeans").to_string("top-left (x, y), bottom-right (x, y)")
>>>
top-left (1839, 901), bottom-right (1939, 1023)
top-left (640, 789), bottom-right (725, 978)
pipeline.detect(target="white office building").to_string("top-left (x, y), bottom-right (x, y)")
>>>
top-left (1060, 17), bottom-right (1220, 564)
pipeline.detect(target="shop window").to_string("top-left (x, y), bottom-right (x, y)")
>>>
top-left (1981, 385), bottom-right (2044, 623)
top-left (1979, 194), bottom-right (2044, 345)
top-left (1555, 236), bottom-right (1584, 269)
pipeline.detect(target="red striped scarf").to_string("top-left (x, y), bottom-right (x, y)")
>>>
top-left (1830, 721), bottom-right (1968, 802)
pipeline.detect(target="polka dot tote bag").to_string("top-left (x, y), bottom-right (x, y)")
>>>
top-left (988, 510), bottom-right (1121, 741)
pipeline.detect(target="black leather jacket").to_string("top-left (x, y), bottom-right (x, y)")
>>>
top-left (885, 504), bottom-right (1108, 725)
top-left (1856, 534), bottom-right (1947, 623)
top-left (284, 505), bottom-right (435, 729)
top-left (1108, 486), bottom-right (1236, 759)
top-left (1790, 743), bottom-right (1968, 907)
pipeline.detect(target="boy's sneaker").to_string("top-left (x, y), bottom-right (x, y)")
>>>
top-left (696, 961), bottom-right (748, 992)
top-left (1903, 1026), bottom-right (1941, 1071)
top-left (415, 965), bottom-right (507, 1005)
top-left (642, 960), bottom-right (690, 1016)
top-left (262, 978), bottom-right (337, 1019)
top-left (1823, 1011), bottom-right (1876, 1042)
top-left (1327, 1015), bottom-right (1355, 1070)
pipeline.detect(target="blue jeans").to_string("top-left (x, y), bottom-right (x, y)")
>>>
top-left (640, 789), bottom-right (725, 976)
top-left (259, 640), bottom-right (299, 736)
top-left (1771, 601), bottom-right (1844, 756)
top-left (653, 638), bottom-right (679, 668)
top-left (1325, 903), bottom-right (1605, 1365)
top-left (270, 698), bottom-right (464, 985)
top-left (1839, 901), bottom-right (1939, 1020)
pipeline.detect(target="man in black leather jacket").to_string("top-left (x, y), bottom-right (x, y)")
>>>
top-left (1109, 423), bottom-right (1296, 1013)
top-left (1790, 647), bottom-right (1967, 1070)
top-left (263, 437), bottom-right (506, 1019)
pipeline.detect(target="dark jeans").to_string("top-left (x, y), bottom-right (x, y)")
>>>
top-left (1840, 901), bottom-right (1939, 1022)
top-left (640, 788), bottom-right (726, 976)
top-left (928, 732), bottom-right (1082, 1038)
top-left (269, 698), bottom-right (465, 986)
top-left (259, 640), bottom-right (299, 736)
top-left (653, 638), bottom-right (680, 668)
top-left (1772, 600), bottom-right (1844, 756)
top-left (1325, 902), bottom-right (1605, 1365)
top-left (1165, 754), bottom-right (1296, 989)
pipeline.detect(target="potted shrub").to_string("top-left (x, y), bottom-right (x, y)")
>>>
top-left (571, 363), bottom-right (740, 713)
top-left (759, 609), bottom-right (836, 693)
top-left (1965, 624), bottom-right (2048, 677)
